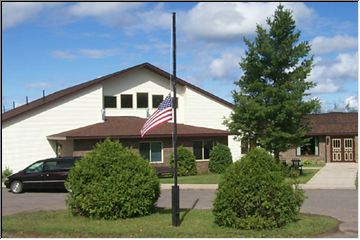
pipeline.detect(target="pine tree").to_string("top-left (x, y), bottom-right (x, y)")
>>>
top-left (226, 5), bottom-right (320, 160)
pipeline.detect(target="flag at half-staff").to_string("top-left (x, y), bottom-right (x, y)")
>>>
top-left (140, 94), bottom-right (172, 137)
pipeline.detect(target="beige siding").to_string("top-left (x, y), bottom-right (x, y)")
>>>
top-left (2, 85), bottom-right (103, 172)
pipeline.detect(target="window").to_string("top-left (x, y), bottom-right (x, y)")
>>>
top-left (193, 140), bottom-right (214, 160)
top-left (137, 93), bottom-right (148, 108)
top-left (296, 137), bottom-right (319, 156)
top-left (104, 96), bottom-right (117, 108)
top-left (121, 94), bottom-right (133, 108)
top-left (193, 141), bottom-right (203, 160)
top-left (26, 162), bottom-right (44, 173)
top-left (152, 95), bottom-right (163, 108)
top-left (139, 142), bottom-right (162, 162)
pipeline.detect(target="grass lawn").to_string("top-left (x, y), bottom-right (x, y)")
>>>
top-left (159, 169), bottom-right (319, 185)
top-left (2, 209), bottom-right (338, 238)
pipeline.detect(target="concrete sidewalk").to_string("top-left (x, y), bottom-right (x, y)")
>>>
top-left (302, 163), bottom-right (358, 190)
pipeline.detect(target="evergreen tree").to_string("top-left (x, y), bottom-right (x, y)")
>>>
top-left (226, 5), bottom-right (320, 160)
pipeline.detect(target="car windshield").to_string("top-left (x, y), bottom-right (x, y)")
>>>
top-left (26, 162), bottom-right (44, 173)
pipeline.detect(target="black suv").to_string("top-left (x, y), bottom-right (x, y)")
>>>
top-left (4, 157), bottom-right (81, 193)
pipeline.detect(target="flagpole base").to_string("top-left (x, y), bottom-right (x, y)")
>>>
top-left (171, 185), bottom-right (180, 226)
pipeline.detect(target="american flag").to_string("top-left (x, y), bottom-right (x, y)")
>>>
top-left (140, 94), bottom-right (173, 137)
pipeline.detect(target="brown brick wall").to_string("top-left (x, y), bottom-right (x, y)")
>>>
top-left (280, 136), bottom-right (326, 163)
top-left (72, 136), bottom-right (228, 172)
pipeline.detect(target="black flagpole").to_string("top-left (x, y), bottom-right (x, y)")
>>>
top-left (171, 12), bottom-right (180, 227)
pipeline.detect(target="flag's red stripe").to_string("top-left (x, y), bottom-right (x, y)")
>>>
top-left (142, 109), bottom-right (160, 128)
top-left (141, 107), bottom-right (172, 131)
top-left (141, 111), bottom-right (173, 135)
top-left (141, 115), bottom-right (173, 137)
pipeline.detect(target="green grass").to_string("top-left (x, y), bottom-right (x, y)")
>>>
top-left (160, 169), bottom-right (319, 185)
top-left (301, 160), bottom-right (325, 168)
top-left (286, 169), bottom-right (319, 184)
top-left (160, 173), bottom-right (221, 184)
top-left (2, 209), bottom-right (338, 238)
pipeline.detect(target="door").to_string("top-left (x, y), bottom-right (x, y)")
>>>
top-left (332, 138), bottom-right (342, 162)
top-left (42, 160), bottom-right (68, 190)
top-left (22, 161), bottom-right (45, 190)
top-left (331, 137), bottom-right (355, 162)
top-left (344, 138), bottom-right (354, 162)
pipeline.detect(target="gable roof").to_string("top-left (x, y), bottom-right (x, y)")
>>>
top-left (306, 112), bottom-right (358, 136)
top-left (48, 116), bottom-right (230, 140)
top-left (2, 63), bottom-right (234, 122)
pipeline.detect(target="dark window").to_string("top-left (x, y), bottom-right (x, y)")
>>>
top-left (121, 94), bottom-right (133, 108)
top-left (137, 93), bottom-right (148, 108)
top-left (139, 142), bottom-right (162, 162)
top-left (297, 137), bottom-right (319, 156)
top-left (152, 95), bottom-right (163, 108)
top-left (203, 141), bottom-right (213, 159)
top-left (193, 141), bottom-right (203, 160)
top-left (104, 96), bottom-right (117, 108)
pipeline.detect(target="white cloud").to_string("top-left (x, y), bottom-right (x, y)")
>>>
top-left (67, 2), bottom-right (170, 30)
top-left (182, 2), bottom-right (314, 41)
top-left (68, 2), bottom-right (142, 17)
top-left (210, 52), bottom-right (242, 79)
top-left (51, 48), bottom-right (121, 59)
top-left (308, 52), bottom-right (358, 94)
top-left (310, 81), bottom-right (340, 94)
top-left (311, 35), bottom-right (357, 54)
top-left (345, 95), bottom-right (358, 109)
top-left (2, 2), bottom-right (60, 29)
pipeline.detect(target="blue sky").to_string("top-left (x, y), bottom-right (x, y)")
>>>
top-left (2, 2), bottom-right (358, 112)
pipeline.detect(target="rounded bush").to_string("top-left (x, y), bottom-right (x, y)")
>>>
top-left (170, 146), bottom-right (197, 176)
top-left (213, 148), bottom-right (304, 230)
top-left (65, 139), bottom-right (160, 220)
top-left (209, 144), bottom-right (233, 173)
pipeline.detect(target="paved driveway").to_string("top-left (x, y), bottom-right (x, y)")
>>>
top-left (2, 188), bottom-right (357, 237)
top-left (303, 163), bottom-right (358, 189)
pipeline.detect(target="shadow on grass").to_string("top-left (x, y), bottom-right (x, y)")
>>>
top-left (154, 198), bottom-right (199, 225)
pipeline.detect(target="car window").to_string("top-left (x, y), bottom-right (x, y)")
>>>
top-left (43, 159), bottom-right (76, 171)
top-left (43, 161), bottom-right (58, 171)
top-left (26, 162), bottom-right (44, 173)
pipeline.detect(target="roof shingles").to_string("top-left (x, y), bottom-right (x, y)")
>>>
top-left (48, 116), bottom-right (230, 139)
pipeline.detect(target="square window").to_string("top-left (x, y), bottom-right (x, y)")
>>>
top-left (121, 94), bottom-right (133, 108)
top-left (139, 142), bottom-right (162, 162)
top-left (152, 95), bottom-right (163, 108)
top-left (137, 93), bottom-right (148, 108)
top-left (104, 96), bottom-right (117, 108)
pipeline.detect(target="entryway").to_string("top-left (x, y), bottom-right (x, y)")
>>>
top-left (331, 137), bottom-right (355, 162)
top-left (302, 163), bottom-right (358, 189)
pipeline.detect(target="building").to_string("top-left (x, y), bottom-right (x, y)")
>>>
top-left (2, 63), bottom-right (241, 173)
top-left (280, 112), bottom-right (358, 163)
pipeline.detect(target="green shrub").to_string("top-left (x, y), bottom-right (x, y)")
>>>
top-left (65, 139), bottom-right (160, 220)
top-left (170, 146), bottom-right (197, 176)
top-left (209, 144), bottom-right (233, 174)
top-left (213, 148), bottom-right (304, 230)
top-left (2, 166), bottom-right (13, 182)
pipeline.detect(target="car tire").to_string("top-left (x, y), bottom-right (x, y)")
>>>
top-left (10, 180), bottom-right (23, 194)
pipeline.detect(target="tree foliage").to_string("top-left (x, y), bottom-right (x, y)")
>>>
top-left (65, 139), bottom-right (160, 220)
top-left (209, 144), bottom-right (233, 173)
top-left (213, 148), bottom-right (304, 229)
top-left (225, 5), bottom-right (320, 159)
top-left (170, 146), bottom-right (197, 176)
